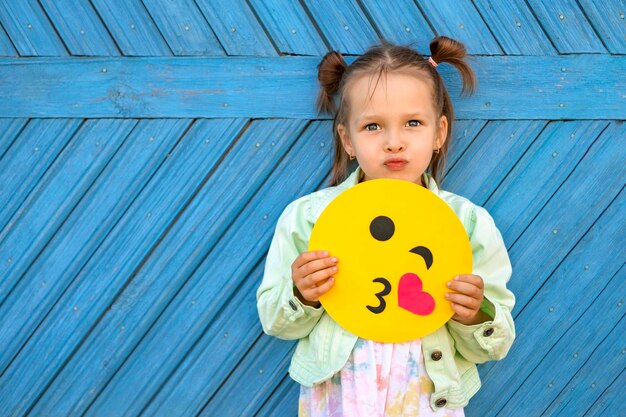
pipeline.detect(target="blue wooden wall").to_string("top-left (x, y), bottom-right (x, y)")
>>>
top-left (0, 1), bottom-right (624, 416)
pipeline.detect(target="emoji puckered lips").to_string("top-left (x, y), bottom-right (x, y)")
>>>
top-left (309, 178), bottom-right (472, 343)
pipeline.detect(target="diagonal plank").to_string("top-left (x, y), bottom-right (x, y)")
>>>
top-left (83, 121), bottom-right (331, 417)
top-left (0, 119), bottom-right (191, 397)
top-left (473, 0), bottom-right (556, 55)
top-left (0, 118), bottom-right (245, 417)
top-left (506, 121), bottom-right (625, 312)
top-left (526, 0), bottom-right (606, 53)
top-left (138, 122), bottom-right (332, 417)
top-left (142, 0), bottom-right (224, 56)
top-left (90, 0), bottom-right (172, 56)
top-left (195, 0), bottom-right (276, 56)
top-left (443, 120), bottom-right (546, 206)
top-left (0, 118), bottom-right (28, 161)
top-left (486, 121), bottom-right (608, 243)
top-left (359, 0), bottom-right (434, 54)
top-left (248, 0), bottom-right (328, 55)
top-left (0, 119), bottom-right (83, 236)
top-left (468, 186), bottom-right (625, 416)
top-left (582, 369), bottom-right (626, 417)
top-left (39, 0), bottom-right (120, 56)
top-left (26, 119), bottom-right (306, 417)
top-left (0, 1), bottom-right (67, 56)
top-left (0, 22), bottom-right (16, 56)
top-left (301, 0), bottom-right (379, 54)
top-left (417, 0), bottom-right (502, 54)
top-left (547, 307), bottom-right (625, 416)
top-left (1, 55), bottom-right (623, 119)
top-left (0, 119), bottom-right (137, 309)
top-left (578, 0), bottom-right (626, 54)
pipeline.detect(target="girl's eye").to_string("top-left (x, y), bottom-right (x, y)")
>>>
top-left (407, 120), bottom-right (421, 127)
top-left (364, 123), bottom-right (380, 131)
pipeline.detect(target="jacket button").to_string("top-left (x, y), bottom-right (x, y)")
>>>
top-left (289, 300), bottom-right (298, 311)
top-left (430, 350), bottom-right (443, 361)
top-left (435, 398), bottom-right (447, 407)
top-left (483, 327), bottom-right (495, 337)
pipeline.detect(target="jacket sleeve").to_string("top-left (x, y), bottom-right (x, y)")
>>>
top-left (256, 197), bottom-right (325, 340)
top-left (446, 205), bottom-right (516, 364)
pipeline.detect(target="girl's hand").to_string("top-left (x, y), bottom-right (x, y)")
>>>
top-left (446, 274), bottom-right (491, 325)
top-left (291, 251), bottom-right (338, 307)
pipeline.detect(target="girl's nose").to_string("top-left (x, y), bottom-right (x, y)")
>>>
top-left (385, 137), bottom-right (406, 153)
top-left (384, 130), bottom-right (405, 152)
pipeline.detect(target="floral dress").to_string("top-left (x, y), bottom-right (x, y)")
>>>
top-left (299, 338), bottom-right (465, 417)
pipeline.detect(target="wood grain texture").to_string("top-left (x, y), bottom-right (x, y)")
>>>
top-left (0, 0), bottom-right (67, 56)
top-left (90, 0), bottom-right (172, 56)
top-left (1, 55), bottom-right (624, 118)
top-left (39, 0), bottom-right (120, 56)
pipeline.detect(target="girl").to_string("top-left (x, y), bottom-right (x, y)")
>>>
top-left (257, 36), bottom-right (515, 416)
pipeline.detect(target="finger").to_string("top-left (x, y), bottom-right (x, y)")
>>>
top-left (452, 274), bottom-right (484, 288)
top-left (302, 277), bottom-right (335, 301)
top-left (446, 280), bottom-right (483, 299)
top-left (298, 256), bottom-right (338, 278)
top-left (292, 251), bottom-right (330, 269)
top-left (446, 292), bottom-right (482, 311)
top-left (450, 303), bottom-right (476, 320)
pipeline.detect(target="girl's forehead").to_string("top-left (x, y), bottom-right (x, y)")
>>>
top-left (344, 71), bottom-right (436, 112)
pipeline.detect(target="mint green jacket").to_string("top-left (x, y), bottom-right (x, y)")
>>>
top-left (257, 169), bottom-right (516, 411)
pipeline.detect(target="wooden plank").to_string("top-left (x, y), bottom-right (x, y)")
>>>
top-left (0, 119), bottom-right (82, 235)
top-left (28, 119), bottom-right (306, 417)
top-left (1, 55), bottom-right (623, 119)
top-left (141, 0), bottom-right (223, 56)
top-left (255, 375), bottom-right (299, 417)
top-left (194, 0), bottom-right (276, 56)
top-left (248, 0), bottom-right (327, 55)
top-left (416, 0), bottom-right (502, 55)
top-left (547, 307), bottom-right (625, 415)
top-left (445, 119), bottom-right (487, 173)
top-left (0, 118), bottom-right (245, 417)
top-left (136, 122), bottom-right (331, 417)
top-left (473, 0), bottom-right (556, 55)
top-left (0, 120), bottom-right (190, 411)
top-left (467, 187), bottom-right (625, 416)
top-left (301, 0), bottom-right (380, 54)
top-left (578, 0), bottom-right (626, 54)
top-left (443, 120), bottom-right (546, 206)
top-left (486, 121), bottom-right (608, 243)
top-left (85, 121), bottom-right (331, 417)
top-left (497, 263), bottom-right (625, 416)
top-left (0, 1), bottom-right (67, 56)
top-left (201, 334), bottom-right (295, 416)
top-left (584, 370), bottom-right (626, 416)
top-left (0, 119), bottom-right (137, 310)
top-left (0, 22), bottom-right (17, 56)
top-left (505, 121), bottom-right (625, 312)
top-left (90, 0), bottom-right (172, 56)
top-left (39, 0), bottom-right (120, 56)
top-left (359, 0), bottom-right (434, 54)
top-left (526, 0), bottom-right (606, 53)
top-left (0, 118), bottom-right (28, 159)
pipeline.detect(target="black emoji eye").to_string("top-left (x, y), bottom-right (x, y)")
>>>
top-left (370, 216), bottom-right (395, 241)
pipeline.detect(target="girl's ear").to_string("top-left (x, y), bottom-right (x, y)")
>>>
top-left (337, 123), bottom-right (354, 156)
top-left (435, 115), bottom-right (448, 151)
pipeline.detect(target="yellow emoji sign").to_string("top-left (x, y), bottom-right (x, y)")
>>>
top-left (309, 178), bottom-right (472, 342)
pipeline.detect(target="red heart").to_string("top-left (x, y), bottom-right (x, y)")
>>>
top-left (398, 273), bottom-right (435, 315)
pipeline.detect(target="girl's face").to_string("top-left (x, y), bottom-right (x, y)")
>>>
top-left (337, 71), bottom-right (447, 186)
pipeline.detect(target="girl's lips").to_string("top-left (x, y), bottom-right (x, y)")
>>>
top-left (384, 158), bottom-right (408, 170)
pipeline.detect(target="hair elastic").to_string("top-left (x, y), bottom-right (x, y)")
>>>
top-left (428, 56), bottom-right (438, 68)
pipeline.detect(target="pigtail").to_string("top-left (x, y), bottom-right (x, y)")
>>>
top-left (429, 36), bottom-right (476, 95)
top-left (317, 51), bottom-right (348, 114)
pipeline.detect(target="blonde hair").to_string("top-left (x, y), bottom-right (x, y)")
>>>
top-left (317, 36), bottom-right (476, 185)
